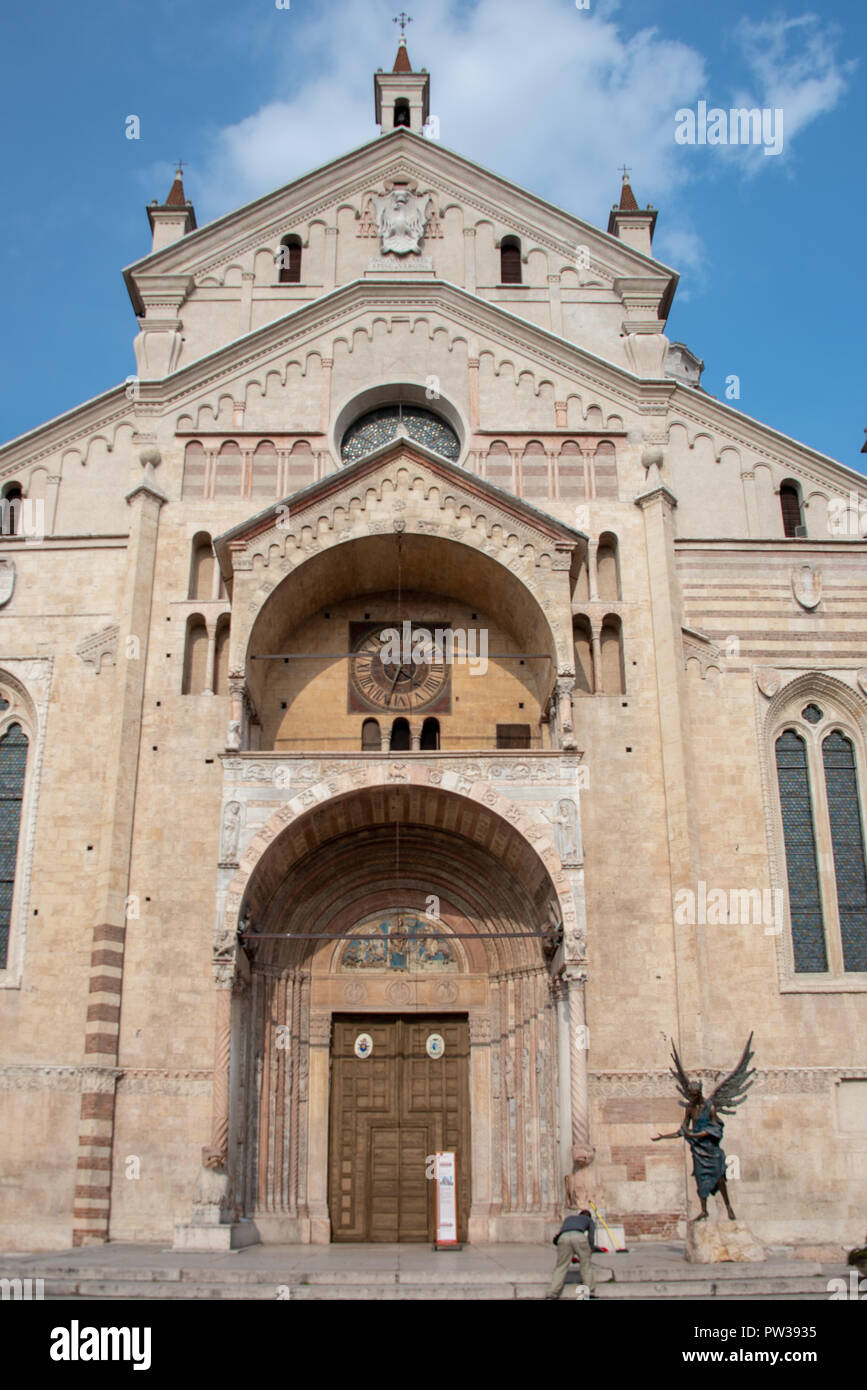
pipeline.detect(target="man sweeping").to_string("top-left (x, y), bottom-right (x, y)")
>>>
top-left (545, 1205), bottom-right (597, 1299)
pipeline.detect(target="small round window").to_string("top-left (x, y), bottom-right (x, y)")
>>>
top-left (340, 405), bottom-right (460, 465)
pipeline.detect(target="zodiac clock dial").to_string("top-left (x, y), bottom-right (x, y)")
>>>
top-left (348, 622), bottom-right (451, 714)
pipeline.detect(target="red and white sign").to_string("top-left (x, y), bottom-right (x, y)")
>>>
top-left (435, 1151), bottom-right (458, 1246)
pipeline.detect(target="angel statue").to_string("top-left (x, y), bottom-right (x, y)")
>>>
top-left (652, 1033), bottom-right (755, 1222)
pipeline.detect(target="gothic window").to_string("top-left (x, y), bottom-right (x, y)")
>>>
top-left (278, 235), bottom-right (302, 284)
top-left (500, 236), bottom-right (522, 284)
top-left (0, 722), bottom-right (28, 971)
top-left (822, 732), bottom-right (867, 972)
top-left (420, 717), bottom-right (440, 750)
top-left (780, 481), bottom-right (804, 537)
top-left (390, 717), bottom-right (411, 751)
top-left (775, 730), bottom-right (827, 972)
top-left (361, 718), bottom-right (381, 752)
top-left (773, 701), bottom-right (867, 976)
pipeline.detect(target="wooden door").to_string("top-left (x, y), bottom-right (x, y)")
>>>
top-left (329, 1015), bottom-right (470, 1242)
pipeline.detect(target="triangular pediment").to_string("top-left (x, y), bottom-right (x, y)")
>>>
top-left (213, 434), bottom-right (585, 572)
top-left (123, 128), bottom-right (675, 313)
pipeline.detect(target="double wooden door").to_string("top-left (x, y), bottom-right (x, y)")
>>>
top-left (329, 1015), bottom-right (470, 1242)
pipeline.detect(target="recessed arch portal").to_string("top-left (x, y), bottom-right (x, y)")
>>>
top-left (226, 777), bottom-right (580, 1243)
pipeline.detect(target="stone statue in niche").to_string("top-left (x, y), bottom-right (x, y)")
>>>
top-left (372, 185), bottom-right (432, 255)
top-left (545, 798), bottom-right (580, 863)
top-left (220, 801), bottom-right (241, 862)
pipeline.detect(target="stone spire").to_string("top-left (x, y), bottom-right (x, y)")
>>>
top-left (147, 162), bottom-right (197, 253)
top-left (607, 168), bottom-right (657, 254)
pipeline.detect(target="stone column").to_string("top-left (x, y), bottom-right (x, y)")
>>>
top-left (319, 357), bottom-right (334, 438)
top-left (325, 227), bottom-right (339, 290)
top-left (240, 272), bottom-right (254, 334)
top-left (467, 357), bottom-right (480, 430)
top-left (548, 274), bottom-right (562, 336)
top-left (204, 624), bottom-right (218, 695)
top-left (741, 469), bottom-right (760, 537)
top-left (463, 226), bottom-right (477, 293)
top-left (306, 1012), bottom-right (332, 1243)
top-left (555, 677), bottom-right (576, 751)
top-left (467, 1012), bottom-right (493, 1242)
top-left (564, 964), bottom-right (593, 1168)
top-left (554, 978), bottom-right (572, 1183)
top-left (590, 620), bottom-right (603, 694)
top-left (207, 973), bottom-right (234, 1166)
top-left (227, 674), bottom-right (246, 750)
top-left (587, 537), bottom-right (599, 601)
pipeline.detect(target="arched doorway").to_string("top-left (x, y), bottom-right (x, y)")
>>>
top-left (229, 782), bottom-right (568, 1244)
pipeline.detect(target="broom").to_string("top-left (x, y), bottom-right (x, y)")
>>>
top-left (589, 1199), bottom-right (629, 1253)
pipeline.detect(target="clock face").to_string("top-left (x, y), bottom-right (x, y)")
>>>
top-left (348, 622), bottom-right (451, 714)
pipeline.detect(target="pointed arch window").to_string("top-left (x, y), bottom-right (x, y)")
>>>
top-left (774, 703), bottom-right (867, 977)
top-left (0, 723), bottom-right (28, 970)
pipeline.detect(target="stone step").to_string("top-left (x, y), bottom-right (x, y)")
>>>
top-left (19, 1271), bottom-right (839, 1301)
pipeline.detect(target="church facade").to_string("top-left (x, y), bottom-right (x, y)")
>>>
top-left (1, 38), bottom-right (865, 1254)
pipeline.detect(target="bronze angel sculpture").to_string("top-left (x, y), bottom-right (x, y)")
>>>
top-left (652, 1033), bottom-right (755, 1221)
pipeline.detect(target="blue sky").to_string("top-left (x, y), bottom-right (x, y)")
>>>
top-left (0, 0), bottom-right (864, 470)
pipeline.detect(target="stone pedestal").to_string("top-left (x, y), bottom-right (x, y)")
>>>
top-left (172, 1160), bottom-right (261, 1251)
top-left (686, 1217), bottom-right (765, 1263)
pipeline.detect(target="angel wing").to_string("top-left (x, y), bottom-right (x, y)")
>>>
top-left (708, 1033), bottom-right (756, 1115)
top-left (668, 1039), bottom-right (693, 1109)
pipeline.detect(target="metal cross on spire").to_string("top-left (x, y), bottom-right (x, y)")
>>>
top-left (393, 12), bottom-right (412, 37)
top-left (619, 164), bottom-right (631, 180)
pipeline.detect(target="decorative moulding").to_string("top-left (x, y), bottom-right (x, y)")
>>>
top-left (76, 624), bottom-right (119, 674)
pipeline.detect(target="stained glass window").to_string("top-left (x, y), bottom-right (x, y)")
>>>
top-left (340, 405), bottom-right (460, 465)
top-left (822, 732), bottom-right (867, 972)
top-left (801, 704), bottom-right (823, 724)
top-left (775, 730), bottom-right (827, 972)
top-left (0, 722), bottom-right (28, 970)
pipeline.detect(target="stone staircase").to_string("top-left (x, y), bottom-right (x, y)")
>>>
top-left (0, 1243), bottom-right (848, 1300)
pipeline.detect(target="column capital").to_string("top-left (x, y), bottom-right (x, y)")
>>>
top-left (634, 483), bottom-right (678, 512)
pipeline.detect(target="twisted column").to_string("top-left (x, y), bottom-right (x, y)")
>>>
top-left (565, 964), bottom-right (593, 1167)
top-left (208, 986), bottom-right (233, 1165)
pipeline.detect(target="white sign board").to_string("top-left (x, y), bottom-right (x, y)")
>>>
top-left (435, 1151), bottom-right (458, 1245)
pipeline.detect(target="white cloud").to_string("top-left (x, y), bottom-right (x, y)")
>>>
top-left (189, 0), bottom-right (854, 280)
top-left (194, 0), bottom-right (708, 225)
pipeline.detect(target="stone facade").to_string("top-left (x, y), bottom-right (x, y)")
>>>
top-left (0, 41), bottom-right (864, 1253)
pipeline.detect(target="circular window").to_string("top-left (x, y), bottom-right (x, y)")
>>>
top-left (340, 405), bottom-right (460, 465)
